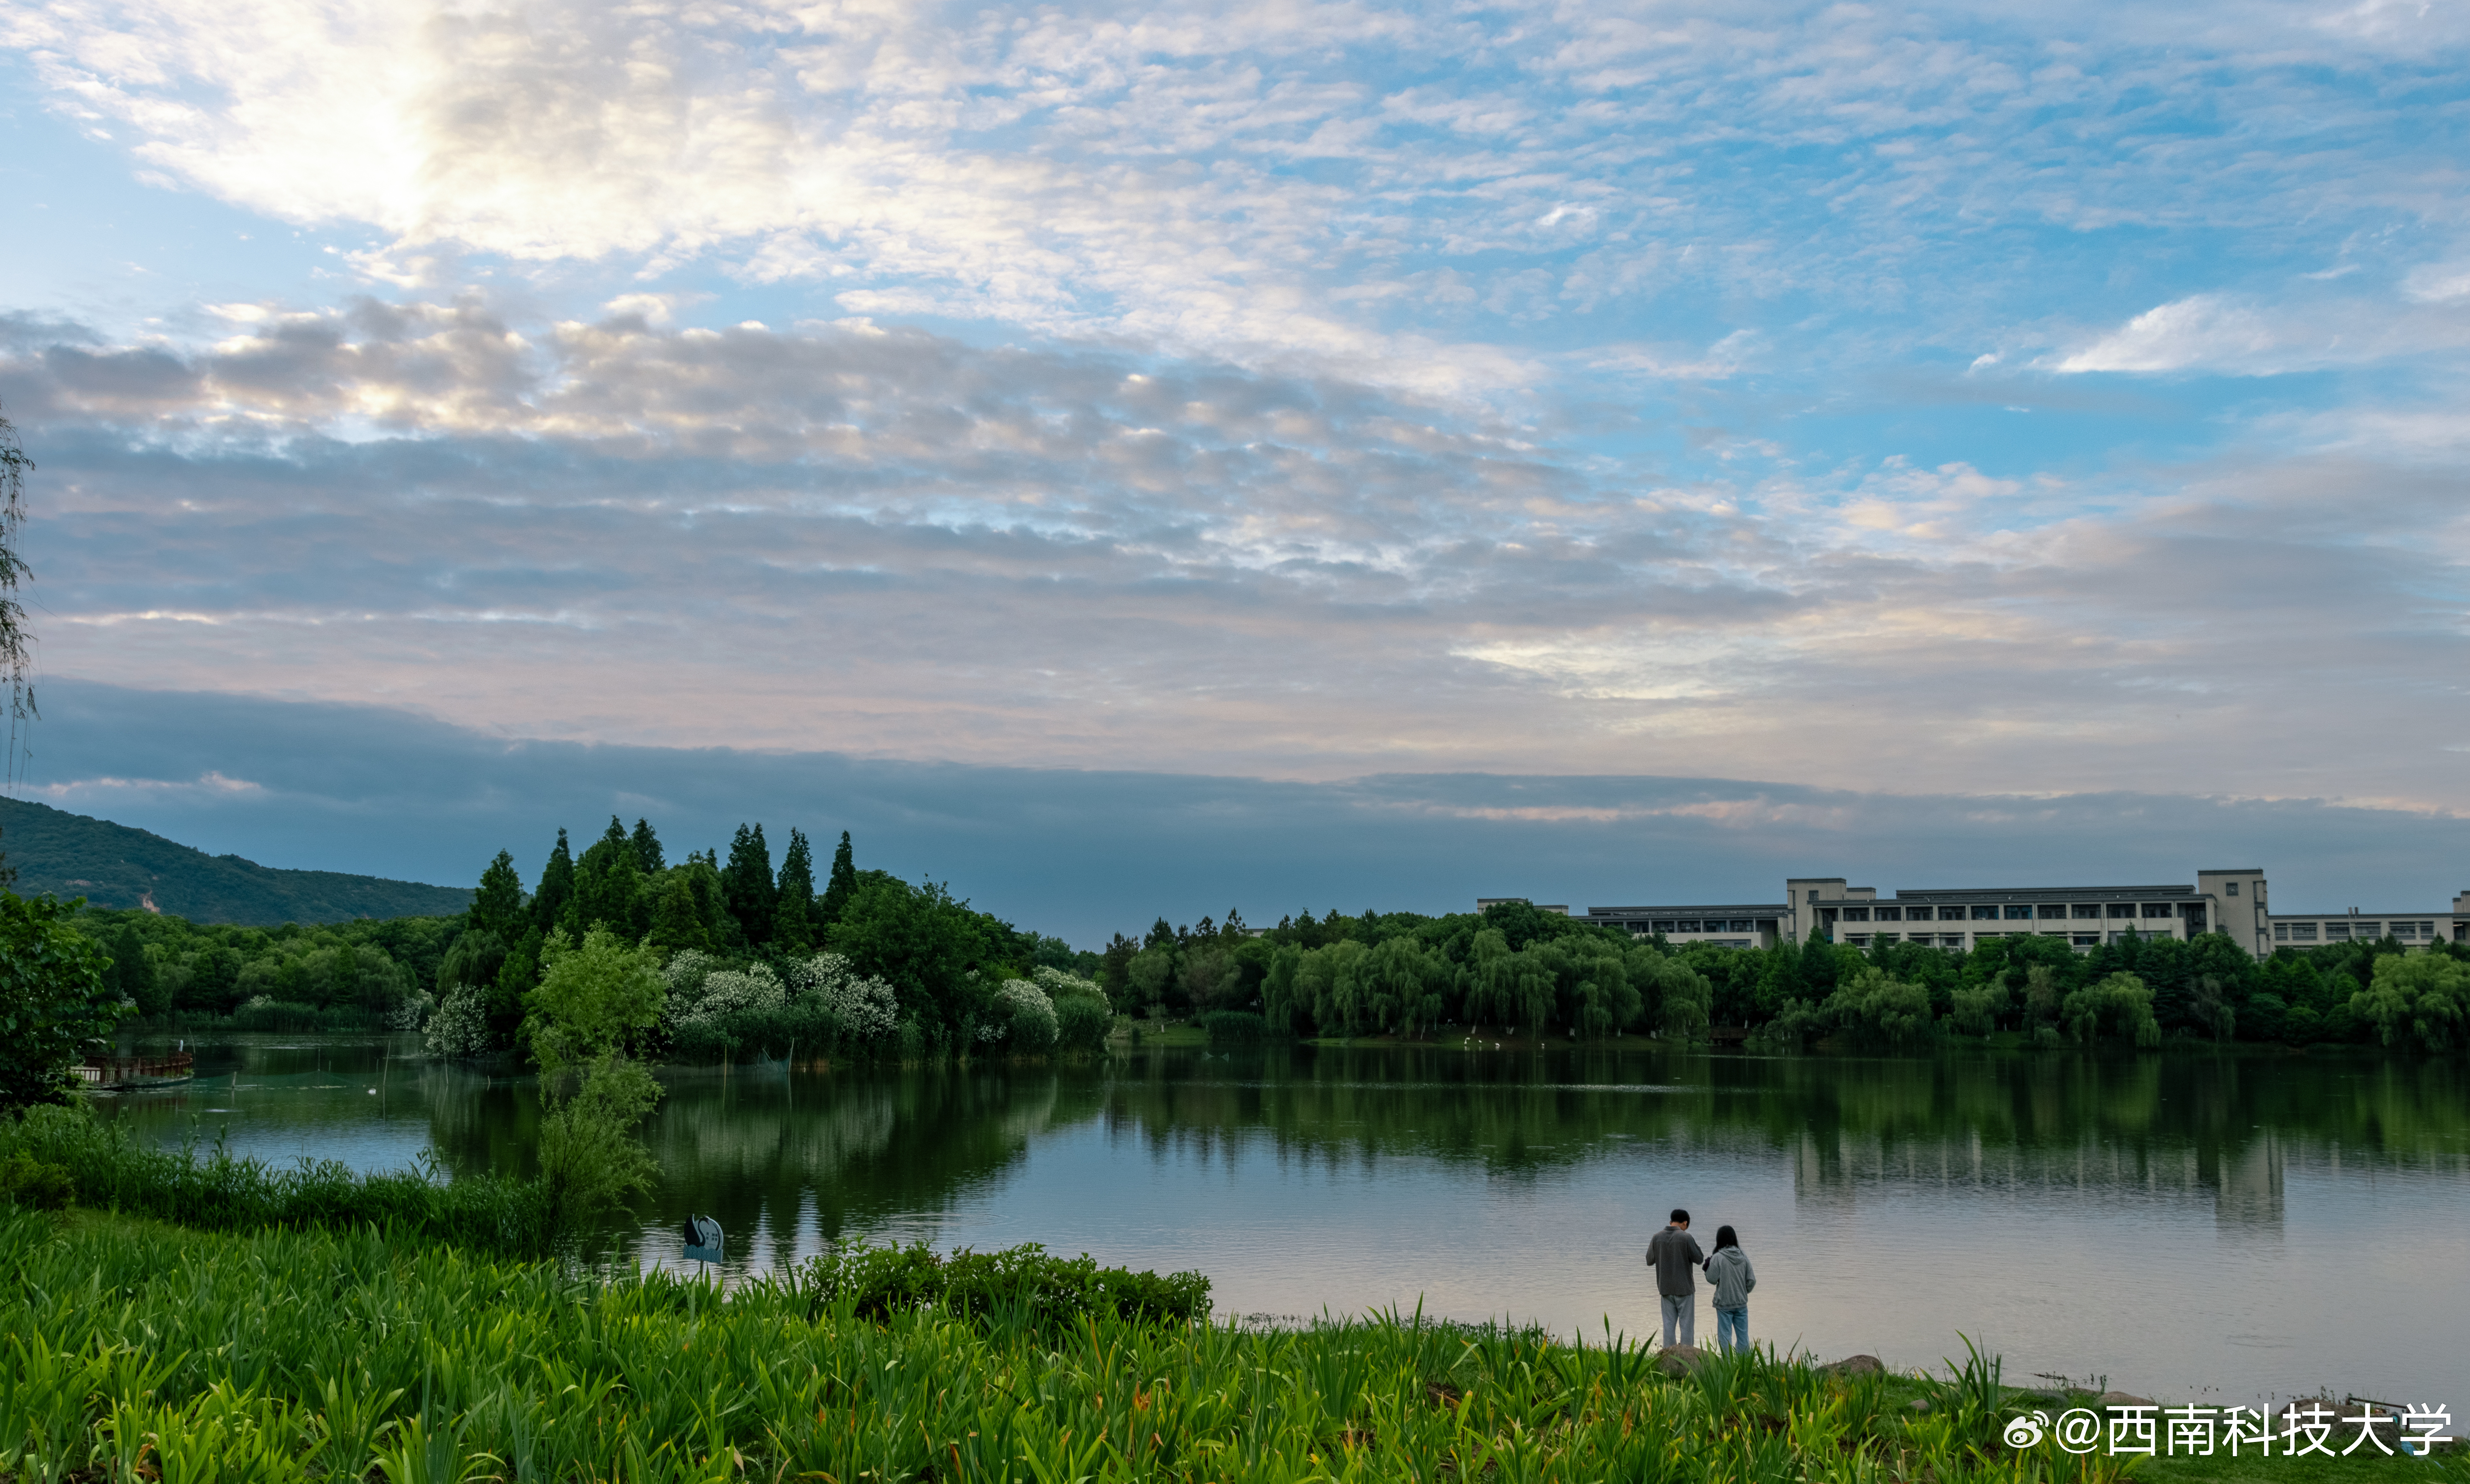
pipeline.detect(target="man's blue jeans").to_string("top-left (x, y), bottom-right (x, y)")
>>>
top-left (1714, 1305), bottom-right (1749, 1355)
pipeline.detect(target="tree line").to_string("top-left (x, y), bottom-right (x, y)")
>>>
top-left (1090, 899), bottom-right (2468, 1054)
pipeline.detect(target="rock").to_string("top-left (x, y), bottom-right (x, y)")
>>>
top-left (1910, 1399), bottom-right (1932, 1414)
top-left (2094, 1392), bottom-right (2157, 1408)
top-left (1822, 1355), bottom-right (1886, 1377)
top-left (1654, 1345), bottom-right (1706, 1376)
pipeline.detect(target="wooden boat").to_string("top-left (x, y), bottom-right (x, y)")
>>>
top-left (76, 1052), bottom-right (195, 1090)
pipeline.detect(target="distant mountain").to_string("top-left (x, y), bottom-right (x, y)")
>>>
top-left (0, 797), bottom-right (471, 925)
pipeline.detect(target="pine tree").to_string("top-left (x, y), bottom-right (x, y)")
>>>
top-left (772, 827), bottom-right (819, 954)
top-left (722, 824), bottom-right (777, 948)
top-left (819, 831), bottom-right (859, 928)
top-left (533, 831), bottom-right (575, 936)
top-left (630, 818), bottom-right (665, 874)
top-left (472, 850), bottom-right (526, 941)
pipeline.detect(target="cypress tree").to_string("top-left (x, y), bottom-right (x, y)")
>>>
top-left (629, 818), bottom-right (665, 874)
top-left (818, 831), bottom-right (858, 927)
top-left (533, 831), bottom-right (575, 937)
top-left (773, 827), bottom-right (818, 954)
top-left (472, 850), bottom-right (526, 942)
top-left (647, 873), bottom-right (711, 955)
top-left (722, 824), bottom-right (777, 948)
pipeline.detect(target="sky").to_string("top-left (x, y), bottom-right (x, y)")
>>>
top-left (0, 0), bottom-right (2465, 938)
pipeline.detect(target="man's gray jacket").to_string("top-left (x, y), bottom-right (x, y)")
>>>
top-left (1646, 1226), bottom-right (1704, 1297)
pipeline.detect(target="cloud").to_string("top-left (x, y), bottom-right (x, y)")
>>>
top-left (27, 679), bottom-right (2470, 944)
top-left (4, 303), bottom-right (2468, 816)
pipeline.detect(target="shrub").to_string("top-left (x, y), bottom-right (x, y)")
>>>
top-left (1199, 1009), bottom-right (1266, 1044)
top-left (1053, 993), bottom-right (1114, 1053)
top-left (988, 979), bottom-right (1058, 1052)
top-left (2061, 972), bottom-right (2162, 1048)
top-left (799, 1240), bottom-right (1211, 1328)
top-left (0, 1150), bottom-right (74, 1209)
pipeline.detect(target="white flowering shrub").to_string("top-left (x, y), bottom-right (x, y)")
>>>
top-left (787, 953), bottom-right (902, 1042)
top-left (671, 964), bottom-right (786, 1030)
top-left (663, 949), bottom-right (718, 1000)
top-left (425, 983), bottom-right (494, 1058)
top-left (992, 979), bottom-right (1059, 1052)
top-left (1033, 966), bottom-right (1107, 1010)
top-left (384, 989), bottom-right (436, 1031)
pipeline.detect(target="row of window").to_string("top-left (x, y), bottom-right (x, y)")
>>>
top-left (1624, 919), bottom-right (1775, 934)
top-left (2273, 920), bottom-right (2444, 943)
top-left (1830, 902), bottom-right (2184, 923)
top-left (1841, 930), bottom-right (2159, 949)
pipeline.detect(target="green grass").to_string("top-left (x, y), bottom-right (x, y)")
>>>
top-left (0, 1103), bottom-right (551, 1257)
top-left (18, 1205), bottom-right (2442, 1484)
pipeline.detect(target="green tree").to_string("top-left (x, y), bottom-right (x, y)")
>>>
top-left (2062, 971), bottom-right (2162, 1048)
top-left (772, 827), bottom-right (818, 954)
top-left (533, 831), bottom-right (576, 936)
top-left (524, 928), bottom-right (668, 1231)
top-left (819, 831), bottom-right (858, 928)
top-left (471, 850), bottom-right (526, 942)
top-left (109, 923), bottom-right (165, 1016)
top-left (722, 824), bottom-right (777, 948)
top-left (0, 893), bottom-right (121, 1110)
top-left (646, 873), bottom-right (712, 955)
top-left (827, 874), bottom-right (990, 1044)
top-left (569, 818), bottom-right (648, 939)
top-left (629, 818), bottom-right (665, 875)
top-left (2353, 952), bottom-right (2469, 1053)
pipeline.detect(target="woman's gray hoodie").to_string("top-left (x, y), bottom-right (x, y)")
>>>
top-left (1703, 1246), bottom-right (1756, 1309)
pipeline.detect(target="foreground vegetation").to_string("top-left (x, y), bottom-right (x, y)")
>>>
top-left (16, 1202), bottom-right (2401, 1484)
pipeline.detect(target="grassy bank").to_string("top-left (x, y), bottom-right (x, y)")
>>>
top-left (8, 1206), bottom-right (2443, 1484)
top-left (0, 1103), bottom-right (551, 1257)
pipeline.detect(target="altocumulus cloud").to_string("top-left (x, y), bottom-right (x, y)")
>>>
top-left (1, 0), bottom-right (2468, 881)
top-left (2, 301), bottom-right (2467, 812)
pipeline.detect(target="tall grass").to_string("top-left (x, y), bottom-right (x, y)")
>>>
top-left (0, 1105), bottom-right (550, 1257)
top-left (0, 1203), bottom-right (2194, 1484)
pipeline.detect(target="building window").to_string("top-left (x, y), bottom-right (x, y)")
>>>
top-left (2142, 903), bottom-right (2171, 918)
top-left (2072, 934), bottom-right (2099, 948)
top-left (1875, 933), bottom-right (1900, 945)
top-left (1841, 907), bottom-right (1870, 922)
top-left (2072, 904), bottom-right (2101, 919)
top-left (1847, 934), bottom-right (1870, 947)
top-left (1971, 905), bottom-right (1998, 920)
top-left (2274, 923), bottom-right (2289, 941)
top-left (1874, 905), bottom-right (1902, 921)
top-left (2108, 903), bottom-right (2135, 918)
top-left (1726, 919), bottom-right (1752, 932)
top-left (2325, 923), bottom-right (2351, 940)
top-left (2290, 923), bottom-right (2318, 942)
top-left (2004, 905), bottom-right (2033, 920)
top-left (1652, 921), bottom-right (1676, 934)
top-left (2420, 921), bottom-right (2437, 936)
top-left (2226, 881), bottom-right (2238, 896)
top-left (1677, 920), bottom-right (1703, 933)
top-left (2039, 904), bottom-right (2069, 919)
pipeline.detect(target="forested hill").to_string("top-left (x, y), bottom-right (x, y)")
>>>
top-left (0, 798), bottom-right (471, 925)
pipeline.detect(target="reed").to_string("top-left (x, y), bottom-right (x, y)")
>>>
top-left (0, 1203), bottom-right (2274, 1484)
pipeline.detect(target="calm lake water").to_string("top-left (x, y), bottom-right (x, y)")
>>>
top-left (97, 1035), bottom-right (2470, 1407)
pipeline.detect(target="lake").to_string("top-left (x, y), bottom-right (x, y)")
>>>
top-left (96, 1035), bottom-right (2470, 1407)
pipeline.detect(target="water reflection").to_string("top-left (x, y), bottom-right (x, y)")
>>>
top-left (96, 1035), bottom-right (2469, 1402)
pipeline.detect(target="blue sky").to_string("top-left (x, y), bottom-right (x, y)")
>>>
top-left (1, 0), bottom-right (2465, 932)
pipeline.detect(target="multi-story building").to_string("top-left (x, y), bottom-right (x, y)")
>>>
top-left (1488, 871), bottom-right (2469, 959)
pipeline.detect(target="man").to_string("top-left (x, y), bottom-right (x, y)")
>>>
top-left (1645, 1207), bottom-right (1704, 1348)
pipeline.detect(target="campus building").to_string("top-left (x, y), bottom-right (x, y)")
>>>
top-left (1489, 871), bottom-right (2470, 960)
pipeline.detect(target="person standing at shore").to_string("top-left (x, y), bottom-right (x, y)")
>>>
top-left (1646, 1208), bottom-right (1704, 1348)
top-left (1703, 1224), bottom-right (1756, 1355)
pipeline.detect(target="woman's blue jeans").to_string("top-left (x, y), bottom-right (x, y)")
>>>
top-left (1714, 1306), bottom-right (1749, 1355)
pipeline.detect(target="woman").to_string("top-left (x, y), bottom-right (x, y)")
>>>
top-left (1702, 1224), bottom-right (1756, 1355)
